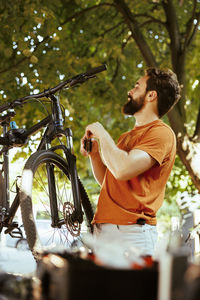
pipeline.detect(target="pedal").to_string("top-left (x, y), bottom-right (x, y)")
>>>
top-left (9, 229), bottom-right (23, 238)
top-left (5, 222), bottom-right (23, 238)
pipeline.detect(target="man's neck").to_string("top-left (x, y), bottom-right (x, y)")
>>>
top-left (134, 111), bottom-right (159, 127)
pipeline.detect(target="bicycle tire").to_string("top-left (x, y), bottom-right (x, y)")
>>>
top-left (19, 150), bottom-right (94, 259)
top-left (15, 238), bottom-right (29, 251)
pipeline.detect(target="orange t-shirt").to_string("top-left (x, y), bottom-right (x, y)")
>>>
top-left (92, 119), bottom-right (176, 226)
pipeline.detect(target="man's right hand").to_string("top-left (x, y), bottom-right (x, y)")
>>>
top-left (80, 136), bottom-right (99, 157)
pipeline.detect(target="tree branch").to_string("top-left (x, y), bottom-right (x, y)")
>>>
top-left (122, 34), bottom-right (132, 50)
top-left (183, 0), bottom-right (200, 48)
top-left (187, 12), bottom-right (200, 47)
top-left (101, 21), bottom-right (124, 37)
top-left (111, 59), bottom-right (120, 84)
top-left (140, 19), bottom-right (165, 27)
top-left (133, 13), bottom-right (165, 26)
top-left (161, 0), bottom-right (181, 55)
top-left (114, 0), bottom-right (158, 67)
top-left (115, 25), bottom-right (127, 38)
top-left (184, 0), bottom-right (197, 45)
top-left (192, 105), bottom-right (200, 142)
top-left (60, 3), bottom-right (116, 26)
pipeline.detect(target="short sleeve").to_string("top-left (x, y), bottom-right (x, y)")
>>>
top-left (133, 125), bottom-right (176, 165)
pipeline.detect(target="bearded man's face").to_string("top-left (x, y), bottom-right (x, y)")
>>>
top-left (122, 92), bottom-right (146, 115)
top-left (123, 76), bottom-right (148, 116)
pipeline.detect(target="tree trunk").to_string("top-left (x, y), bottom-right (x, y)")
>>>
top-left (177, 138), bottom-right (200, 192)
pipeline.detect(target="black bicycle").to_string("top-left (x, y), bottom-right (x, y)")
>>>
top-left (0, 64), bottom-right (107, 259)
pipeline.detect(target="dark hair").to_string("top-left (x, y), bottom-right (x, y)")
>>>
top-left (145, 67), bottom-right (181, 118)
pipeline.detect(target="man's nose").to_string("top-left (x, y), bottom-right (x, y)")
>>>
top-left (128, 89), bottom-right (133, 96)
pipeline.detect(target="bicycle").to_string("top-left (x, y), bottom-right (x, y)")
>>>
top-left (0, 64), bottom-right (107, 259)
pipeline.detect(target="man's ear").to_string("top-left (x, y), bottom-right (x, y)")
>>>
top-left (146, 90), bottom-right (157, 102)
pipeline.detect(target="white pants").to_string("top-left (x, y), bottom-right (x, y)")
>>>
top-left (94, 223), bottom-right (158, 257)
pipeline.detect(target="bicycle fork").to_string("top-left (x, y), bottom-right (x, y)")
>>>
top-left (46, 151), bottom-right (83, 228)
top-left (66, 153), bottom-right (83, 223)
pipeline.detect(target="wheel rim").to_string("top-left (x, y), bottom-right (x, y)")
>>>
top-left (29, 159), bottom-right (79, 249)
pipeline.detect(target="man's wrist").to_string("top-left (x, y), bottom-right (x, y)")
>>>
top-left (89, 151), bottom-right (99, 159)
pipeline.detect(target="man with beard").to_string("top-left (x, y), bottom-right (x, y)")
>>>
top-left (80, 67), bottom-right (181, 257)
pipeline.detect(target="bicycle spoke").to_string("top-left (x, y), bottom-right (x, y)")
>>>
top-left (33, 167), bottom-right (49, 198)
top-left (29, 160), bottom-right (75, 247)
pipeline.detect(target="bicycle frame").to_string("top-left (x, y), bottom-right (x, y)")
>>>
top-left (0, 64), bottom-right (107, 237)
top-left (0, 102), bottom-right (84, 237)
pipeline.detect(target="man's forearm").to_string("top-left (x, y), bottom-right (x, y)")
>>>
top-left (89, 151), bottom-right (107, 186)
top-left (85, 122), bottom-right (128, 180)
top-left (98, 131), bottom-right (128, 179)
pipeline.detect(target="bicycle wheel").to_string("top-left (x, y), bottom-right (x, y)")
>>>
top-left (19, 150), bottom-right (93, 259)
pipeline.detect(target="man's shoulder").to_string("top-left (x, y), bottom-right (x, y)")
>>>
top-left (118, 120), bottom-right (176, 143)
top-left (147, 119), bottom-right (175, 138)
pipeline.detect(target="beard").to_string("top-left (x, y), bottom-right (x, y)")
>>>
top-left (122, 93), bottom-right (146, 116)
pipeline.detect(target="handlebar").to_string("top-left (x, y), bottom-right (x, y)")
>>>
top-left (81, 64), bottom-right (107, 76)
top-left (0, 64), bottom-right (107, 113)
